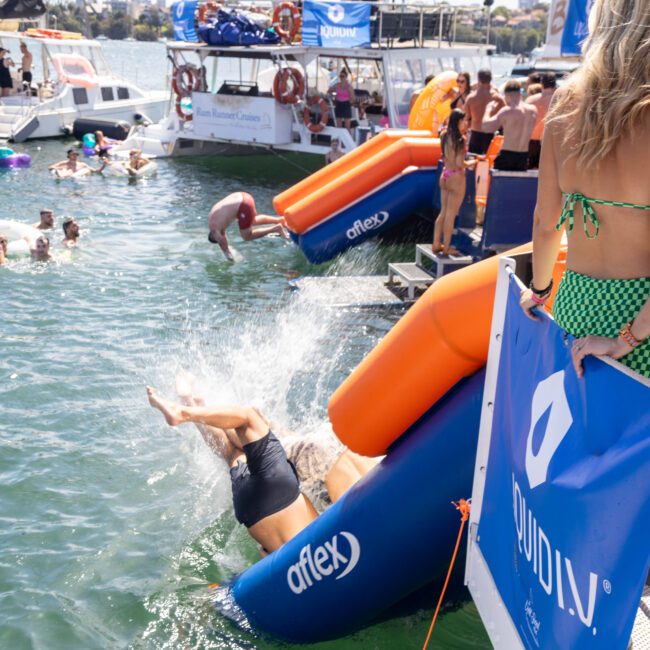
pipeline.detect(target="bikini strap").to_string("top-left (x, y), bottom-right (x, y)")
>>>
top-left (556, 192), bottom-right (650, 240)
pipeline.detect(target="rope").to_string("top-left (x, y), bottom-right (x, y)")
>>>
top-left (422, 498), bottom-right (471, 650)
top-left (270, 147), bottom-right (313, 175)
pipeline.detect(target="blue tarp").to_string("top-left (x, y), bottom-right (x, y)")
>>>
top-left (198, 9), bottom-right (279, 46)
top-left (477, 274), bottom-right (650, 649)
top-left (561, 0), bottom-right (592, 56)
top-left (172, 0), bottom-right (199, 42)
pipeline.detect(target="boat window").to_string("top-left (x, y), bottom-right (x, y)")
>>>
top-left (101, 87), bottom-right (115, 101)
top-left (117, 87), bottom-right (130, 100)
top-left (72, 88), bottom-right (89, 105)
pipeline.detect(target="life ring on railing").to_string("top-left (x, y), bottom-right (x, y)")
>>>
top-left (272, 1), bottom-right (301, 42)
top-left (172, 64), bottom-right (202, 121)
top-left (303, 96), bottom-right (329, 133)
top-left (272, 67), bottom-right (304, 105)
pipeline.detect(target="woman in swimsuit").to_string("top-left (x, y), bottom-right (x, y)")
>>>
top-left (520, 0), bottom-right (650, 378)
top-left (330, 69), bottom-right (354, 131)
top-left (450, 72), bottom-right (471, 111)
top-left (432, 108), bottom-right (476, 256)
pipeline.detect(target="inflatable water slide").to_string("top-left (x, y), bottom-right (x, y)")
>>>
top-left (273, 129), bottom-right (442, 264)
top-left (217, 245), bottom-right (568, 643)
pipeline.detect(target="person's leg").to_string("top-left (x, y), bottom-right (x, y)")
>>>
top-left (442, 178), bottom-right (466, 255)
top-left (325, 449), bottom-right (381, 503)
top-left (240, 224), bottom-right (288, 241)
top-left (253, 214), bottom-right (284, 226)
top-left (433, 179), bottom-right (449, 252)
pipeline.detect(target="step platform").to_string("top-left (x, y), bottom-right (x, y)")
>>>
top-left (288, 275), bottom-right (405, 308)
top-left (415, 244), bottom-right (473, 277)
top-left (387, 262), bottom-right (435, 300)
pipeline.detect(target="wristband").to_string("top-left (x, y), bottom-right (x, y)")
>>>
top-left (530, 292), bottom-right (549, 306)
top-left (530, 278), bottom-right (553, 297)
top-left (619, 321), bottom-right (643, 349)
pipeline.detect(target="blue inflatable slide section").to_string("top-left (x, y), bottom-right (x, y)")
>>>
top-left (221, 370), bottom-right (484, 643)
top-left (297, 167), bottom-right (437, 264)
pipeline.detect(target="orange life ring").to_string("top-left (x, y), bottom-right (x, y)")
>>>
top-left (272, 1), bottom-right (301, 42)
top-left (176, 96), bottom-right (193, 121)
top-left (272, 67), bottom-right (304, 105)
top-left (303, 96), bottom-right (329, 133)
top-left (172, 65), bottom-right (202, 122)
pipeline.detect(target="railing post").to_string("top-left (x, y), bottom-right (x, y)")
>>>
top-left (418, 7), bottom-right (424, 47)
top-left (452, 9), bottom-right (457, 45)
top-left (438, 6), bottom-right (443, 48)
top-left (379, 7), bottom-right (383, 46)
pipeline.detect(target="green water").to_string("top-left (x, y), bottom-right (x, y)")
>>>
top-left (0, 41), bottom-right (494, 649)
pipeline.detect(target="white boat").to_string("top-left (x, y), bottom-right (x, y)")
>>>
top-left (0, 29), bottom-right (168, 142)
top-left (114, 2), bottom-right (494, 159)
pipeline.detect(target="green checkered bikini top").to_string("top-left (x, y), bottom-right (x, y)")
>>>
top-left (556, 193), bottom-right (650, 239)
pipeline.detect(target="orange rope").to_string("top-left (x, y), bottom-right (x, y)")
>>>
top-left (422, 498), bottom-right (471, 650)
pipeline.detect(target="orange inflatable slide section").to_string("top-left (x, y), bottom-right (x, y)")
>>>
top-left (273, 129), bottom-right (433, 216)
top-left (329, 245), bottom-right (568, 457)
top-left (284, 137), bottom-right (442, 234)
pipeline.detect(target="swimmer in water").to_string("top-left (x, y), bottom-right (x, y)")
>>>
top-left (207, 192), bottom-right (289, 262)
top-left (31, 235), bottom-right (51, 261)
top-left (49, 149), bottom-right (105, 177)
top-left (147, 373), bottom-right (380, 554)
top-left (61, 217), bottom-right (80, 248)
top-left (34, 208), bottom-right (54, 230)
top-left (0, 232), bottom-right (7, 265)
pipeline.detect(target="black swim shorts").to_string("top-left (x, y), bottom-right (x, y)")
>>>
top-left (230, 431), bottom-right (301, 528)
top-left (335, 100), bottom-right (352, 120)
top-left (493, 149), bottom-right (529, 172)
top-left (468, 130), bottom-right (495, 155)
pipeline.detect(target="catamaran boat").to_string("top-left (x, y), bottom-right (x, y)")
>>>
top-left (114, 2), bottom-right (494, 160)
top-left (0, 29), bottom-right (168, 142)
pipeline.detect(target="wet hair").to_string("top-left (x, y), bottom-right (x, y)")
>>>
top-left (477, 68), bottom-right (492, 84)
top-left (504, 80), bottom-right (522, 94)
top-left (442, 109), bottom-right (466, 159)
top-left (541, 72), bottom-right (556, 89)
top-left (62, 217), bottom-right (75, 234)
top-left (527, 83), bottom-right (543, 96)
top-left (67, 148), bottom-right (78, 156)
top-left (424, 74), bottom-right (434, 85)
top-left (208, 231), bottom-right (218, 244)
top-left (547, 0), bottom-right (650, 166)
top-left (527, 72), bottom-right (542, 86)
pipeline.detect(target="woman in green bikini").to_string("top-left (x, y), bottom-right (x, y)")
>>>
top-left (520, 0), bottom-right (650, 379)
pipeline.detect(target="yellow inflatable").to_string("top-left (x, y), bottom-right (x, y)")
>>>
top-left (408, 70), bottom-right (458, 132)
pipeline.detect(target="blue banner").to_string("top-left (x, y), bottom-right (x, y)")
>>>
top-left (478, 274), bottom-right (650, 649)
top-left (172, 0), bottom-right (198, 42)
top-left (561, 0), bottom-right (592, 56)
top-left (302, 1), bottom-right (371, 48)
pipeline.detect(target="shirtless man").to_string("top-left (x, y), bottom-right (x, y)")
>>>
top-left (61, 217), bottom-right (80, 247)
top-left (525, 72), bottom-right (556, 169)
top-left (325, 138), bottom-right (344, 164)
top-left (146, 384), bottom-right (319, 554)
top-left (49, 149), bottom-right (105, 178)
top-left (463, 68), bottom-right (505, 155)
top-left (31, 235), bottom-right (51, 262)
top-left (207, 191), bottom-right (288, 261)
top-left (481, 80), bottom-right (537, 172)
top-left (19, 42), bottom-right (32, 91)
top-left (34, 208), bottom-right (54, 230)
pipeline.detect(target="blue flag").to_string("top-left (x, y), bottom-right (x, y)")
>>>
top-left (561, 0), bottom-right (593, 56)
top-left (477, 273), bottom-right (649, 649)
top-left (172, 0), bottom-right (198, 42)
top-left (302, 0), bottom-right (371, 48)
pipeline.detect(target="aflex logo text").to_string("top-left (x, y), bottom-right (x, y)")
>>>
top-left (287, 531), bottom-right (360, 594)
top-left (327, 3), bottom-right (346, 23)
top-left (346, 211), bottom-right (389, 240)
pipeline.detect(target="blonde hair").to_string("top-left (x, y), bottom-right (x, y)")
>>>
top-left (547, 0), bottom-right (650, 167)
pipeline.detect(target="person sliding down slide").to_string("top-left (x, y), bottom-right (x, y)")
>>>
top-left (207, 192), bottom-right (289, 261)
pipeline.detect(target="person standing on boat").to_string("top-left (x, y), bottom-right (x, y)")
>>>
top-left (207, 192), bottom-right (288, 262)
top-left (450, 72), bottom-right (471, 111)
top-left (481, 80), bottom-right (537, 172)
top-left (432, 109), bottom-right (476, 256)
top-left (520, 0), bottom-right (650, 379)
top-left (329, 69), bottom-right (354, 132)
top-left (0, 48), bottom-right (14, 97)
top-left (525, 72), bottom-right (557, 169)
top-left (19, 42), bottom-right (32, 92)
top-left (464, 69), bottom-right (505, 155)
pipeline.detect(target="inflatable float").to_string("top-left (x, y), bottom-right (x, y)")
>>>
top-left (216, 245), bottom-right (568, 643)
top-left (408, 70), bottom-right (457, 132)
top-left (51, 167), bottom-right (92, 180)
top-left (273, 130), bottom-right (441, 263)
top-left (0, 147), bottom-right (31, 169)
top-left (0, 220), bottom-right (41, 256)
top-left (107, 160), bottom-right (158, 178)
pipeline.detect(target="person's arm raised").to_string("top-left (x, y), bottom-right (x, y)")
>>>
top-left (480, 103), bottom-right (505, 133)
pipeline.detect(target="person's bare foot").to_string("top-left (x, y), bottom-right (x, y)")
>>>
top-left (146, 386), bottom-right (184, 426)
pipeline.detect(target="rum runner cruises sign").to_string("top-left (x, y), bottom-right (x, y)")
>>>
top-left (466, 262), bottom-right (650, 649)
top-left (302, 0), bottom-right (371, 48)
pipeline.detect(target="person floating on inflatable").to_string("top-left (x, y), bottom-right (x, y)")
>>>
top-left (49, 149), bottom-right (105, 178)
top-left (0, 232), bottom-right (7, 266)
top-left (207, 191), bottom-right (289, 262)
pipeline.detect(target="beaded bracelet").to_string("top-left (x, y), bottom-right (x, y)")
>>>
top-left (619, 322), bottom-right (643, 349)
top-left (530, 279), bottom-right (553, 298)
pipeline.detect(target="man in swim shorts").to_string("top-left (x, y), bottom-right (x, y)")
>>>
top-left (146, 373), bottom-right (382, 554)
top-left (34, 208), bottom-right (54, 230)
top-left (464, 69), bottom-right (505, 155)
top-left (207, 191), bottom-right (288, 261)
